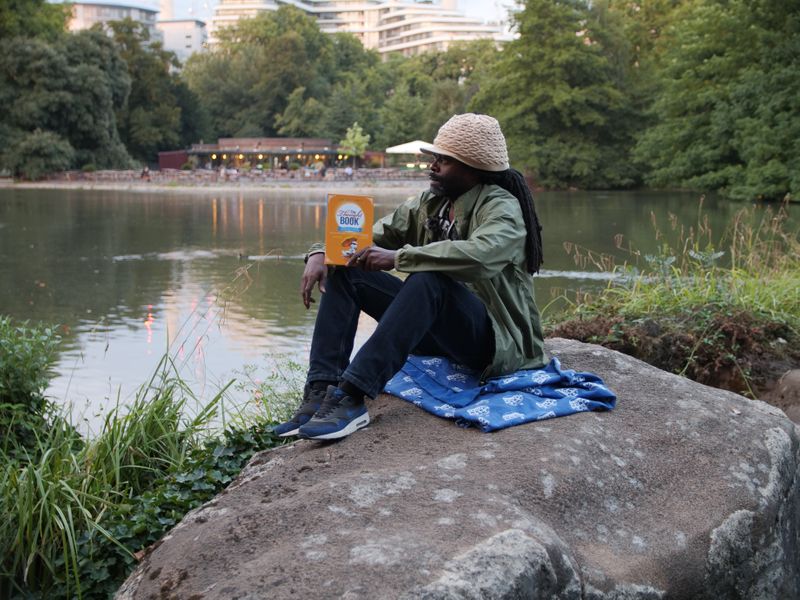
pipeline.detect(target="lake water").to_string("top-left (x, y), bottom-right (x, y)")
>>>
top-left (0, 186), bottom-right (772, 432)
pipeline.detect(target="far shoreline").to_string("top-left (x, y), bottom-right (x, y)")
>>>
top-left (0, 179), bottom-right (426, 194)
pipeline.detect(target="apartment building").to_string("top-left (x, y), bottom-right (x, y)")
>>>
top-left (157, 19), bottom-right (208, 62)
top-left (62, 0), bottom-right (162, 42)
top-left (208, 0), bottom-right (511, 56)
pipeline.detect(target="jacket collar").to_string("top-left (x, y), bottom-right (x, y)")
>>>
top-left (452, 183), bottom-right (484, 223)
top-left (424, 182), bottom-right (487, 226)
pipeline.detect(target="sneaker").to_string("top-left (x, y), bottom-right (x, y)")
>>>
top-left (271, 383), bottom-right (329, 437)
top-left (298, 386), bottom-right (370, 440)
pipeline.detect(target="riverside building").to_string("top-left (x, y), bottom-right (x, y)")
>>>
top-left (61, 0), bottom-right (162, 42)
top-left (54, 0), bottom-right (207, 61)
top-left (208, 0), bottom-right (512, 56)
top-left (157, 18), bottom-right (208, 62)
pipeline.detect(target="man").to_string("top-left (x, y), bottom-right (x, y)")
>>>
top-left (273, 113), bottom-right (546, 441)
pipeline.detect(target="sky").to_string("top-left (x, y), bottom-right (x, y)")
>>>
top-left (167, 0), bottom-right (515, 23)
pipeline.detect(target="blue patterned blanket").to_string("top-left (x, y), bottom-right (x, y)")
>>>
top-left (384, 355), bottom-right (616, 432)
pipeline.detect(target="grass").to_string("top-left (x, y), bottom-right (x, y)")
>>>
top-left (548, 200), bottom-right (800, 396)
top-left (0, 341), bottom-right (301, 599)
top-left (559, 201), bottom-right (799, 322)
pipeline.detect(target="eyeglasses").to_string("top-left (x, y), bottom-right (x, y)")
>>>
top-left (428, 153), bottom-right (450, 166)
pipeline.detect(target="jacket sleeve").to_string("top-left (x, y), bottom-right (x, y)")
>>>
top-left (372, 193), bottom-right (422, 250)
top-left (304, 240), bottom-right (325, 262)
top-left (394, 195), bottom-right (525, 282)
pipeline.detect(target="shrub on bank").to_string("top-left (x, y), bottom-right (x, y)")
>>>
top-left (0, 328), bottom-right (291, 600)
top-left (49, 424), bottom-right (282, 599)
top-left (548, 204), bottom-right (800, 397)
top-left (0, 317), bottom-right (61, 457)
top-left (4, 130), bottom-right (75, 181)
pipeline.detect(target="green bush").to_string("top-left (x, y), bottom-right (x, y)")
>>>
top-left (0, 317), bottom-right (60, 455)
top-left (5, 130), bottom-right (75, 181)
top-left (81, 164), bottom-right (96, 173)
top-left (0, 305), bottom-right (303, 599)
top-left (0, 342), bottom-right (292, 599)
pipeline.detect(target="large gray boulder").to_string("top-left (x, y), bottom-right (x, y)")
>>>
top-left (116, 338), bottom-right (800, 599)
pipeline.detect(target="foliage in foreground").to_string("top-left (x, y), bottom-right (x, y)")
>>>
top-left (549, 203), bottom-right (800, 397)
top-left (0, 317), bottom-right (61, 457)
top-left (0, 324), bottom-right (293, 599)
top-left (49, 424), bottom-right (282, 599)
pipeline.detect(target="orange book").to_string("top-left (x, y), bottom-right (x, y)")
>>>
top-left (325, 194), bottom-right (374, 265)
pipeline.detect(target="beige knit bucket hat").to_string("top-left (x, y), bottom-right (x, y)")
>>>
top-left (419, 113), bottom-right (509, 172)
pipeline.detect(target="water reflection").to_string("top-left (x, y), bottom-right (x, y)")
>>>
top-left (0, 187), bottom-right (786, 433)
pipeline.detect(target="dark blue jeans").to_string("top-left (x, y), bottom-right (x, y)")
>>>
top-left (306, 268), bottom-right (494, 398)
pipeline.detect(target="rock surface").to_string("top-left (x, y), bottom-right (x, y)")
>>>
top-left (763, 369), bottom-right (800, 424)
top-left (116, 339), bottom-right (800, 600)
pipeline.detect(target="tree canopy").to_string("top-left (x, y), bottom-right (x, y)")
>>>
top-left (0, 0), bottom-right (797, 198)
top-left (634, 0), bottom-right (800, 200)
top-left (108, 19), bottom-right (210, 163)
top-left (470, 0), bottom-right (641, 189)
top-left (0, 30), bottom-right (132, 176)
top-left (184, 6), bottom-right (343, 138)
top-left (0, 0), bottom-right (69, 41)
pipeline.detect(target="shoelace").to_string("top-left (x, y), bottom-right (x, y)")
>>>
top-left (291, 387), bottom-right (328, 420)
top-left (314, 391), bottom-right (345, 419)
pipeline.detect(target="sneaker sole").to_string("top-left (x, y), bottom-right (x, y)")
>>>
top-left (302, 413), bottom-right (370, 441)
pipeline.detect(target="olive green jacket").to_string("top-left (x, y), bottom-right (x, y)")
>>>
top-left (309, 183), bottom-right (547, 379)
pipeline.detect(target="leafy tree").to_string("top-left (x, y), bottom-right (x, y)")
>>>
top-left (320, 75), bottom-right (381, 141)
top-left (0, 0), bottom-right (69, 40)
top-left (607, 0), bottom-right (682, 69)
top-left (185, 6), bottom-right (393, 142)
top-left (184, 47), bottom-right (264, 137)
top-left (428, 40), bottom-right (502, 133)
top-left (172, 78), bottom-right (212, 148)
top-left (275, 86), bottom-right (327, 137)
top-left (367, 41), bottom-right (502, 147)
top-left (422, 79), bottom-right (467, 141)
top-left (4, 129), bottom-right (74, 180)
top-left (634, 0), bottom-right (800, 200)
top-left (186, 6), bottom-right (336, 138)
top-left (338, 122), bottom-right (370, 167)
top-left (330, 32), bottom-right (380, 81)
top-left (108, 18), bottom-right (208, 162)
top-left (0, 30), bottom-right (132, 173)
top-left (374, 82), bottom-right (426, 150)
top-left (472, 0), bottom-right (641, 189)
top-left (415, 39), bottom-right (501, 94)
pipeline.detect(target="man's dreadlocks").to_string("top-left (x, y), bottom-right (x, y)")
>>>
top-left (475, 168), bottom-right (543, 274)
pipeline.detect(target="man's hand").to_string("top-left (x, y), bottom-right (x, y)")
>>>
top-left (347, 246), bottom-right (396, 271)
top-left (301, 253), bottom-right (327, 309)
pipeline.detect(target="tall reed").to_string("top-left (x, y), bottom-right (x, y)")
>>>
top-left (562, 202), bottom-right (799, 328)
top-left (550, 201), bottom-right (799, 397)
top-left (0, 354), bottom-right (230, 598)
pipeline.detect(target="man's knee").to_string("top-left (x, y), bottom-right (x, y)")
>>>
top-left (404, 271), bottom-right (453, 292)
top-left (406, 271), bottom-right (449, 284)
top-left (328, 267), bottom-right (400, 295)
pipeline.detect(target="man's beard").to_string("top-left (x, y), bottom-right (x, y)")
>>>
top-left (429, 175), bottom-right (449, 197)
